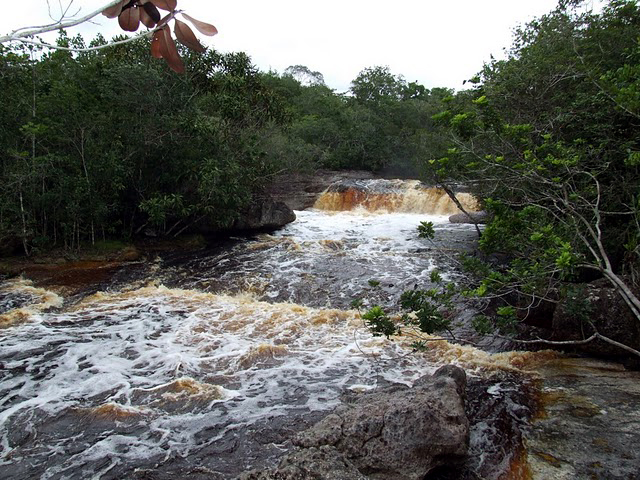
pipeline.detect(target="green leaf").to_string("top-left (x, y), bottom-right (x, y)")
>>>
top-left (417, 221), bottom-right (435, 239)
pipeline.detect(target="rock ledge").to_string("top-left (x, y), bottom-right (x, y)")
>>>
top-left (239, 365), bottom-right (469, 480)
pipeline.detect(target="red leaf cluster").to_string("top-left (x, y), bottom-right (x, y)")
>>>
top-left (102, 0), bottom-right (217, 73)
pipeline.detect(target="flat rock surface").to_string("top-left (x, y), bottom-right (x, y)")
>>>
top-left (525, 357), bottom-right (640, 479)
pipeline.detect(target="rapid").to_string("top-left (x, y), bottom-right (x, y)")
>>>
top-left (0, 179), bottom-right (637, 479)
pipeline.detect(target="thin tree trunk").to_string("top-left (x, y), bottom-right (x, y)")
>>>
top-left (439, 182), bottom-right (482, 238)
top-left (19, 185), bottom-right (30, 257)
top-left (79, 129), bottom-right (95, 246)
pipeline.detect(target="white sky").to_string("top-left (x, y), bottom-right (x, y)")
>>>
top-left (1, 1), bottom-right (600, 92)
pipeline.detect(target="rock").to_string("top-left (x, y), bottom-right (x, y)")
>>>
top-left (0, 235), bottom-right (22, 257)
top-left (246, 365), bottom-right (469, 480)
top-left (237, 446), bottom-right (367, 480)
top-left (524, 357), bottom-right (640, 479)
top-left (295, 366), bottom-right (468, 480)
top-left (114, 246), bottom-right (141, 262)
top-left (232, 195), bottom-right (296, 231)
top-left (265, 170), bottom-right (377, 211)
top-left (448, 211), bottom-right (490, 224)
top-left (551, 278), bottom-right (640, 360)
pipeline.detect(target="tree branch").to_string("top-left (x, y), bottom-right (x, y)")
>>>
top-left (0, 1), bottom-right (122, 44)
top-left (10, 31), bottom-right (154, 52)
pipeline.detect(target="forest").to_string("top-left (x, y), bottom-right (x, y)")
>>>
top-left (1, 1), bottom-right (640, 343)
top-left (2, 1), bottom-right (635, 256)
top-left (0, 26), bottom-right (453, 256)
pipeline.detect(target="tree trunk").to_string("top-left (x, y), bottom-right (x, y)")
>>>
top-left (439, 182), bottom-right (482, 238)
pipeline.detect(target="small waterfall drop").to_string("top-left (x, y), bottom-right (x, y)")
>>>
top-left (6, 178), bottom-right (618, 480)
top-left (313, 179), bottom-right (479, 215)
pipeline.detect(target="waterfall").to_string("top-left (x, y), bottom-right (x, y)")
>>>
top-left (0, 188), bottom-right (570, 480)
top-left (313, 179), bottom-right (479, 215)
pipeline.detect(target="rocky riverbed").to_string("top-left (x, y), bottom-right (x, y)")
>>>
top-left (1, 177), bottom-right (639, 479)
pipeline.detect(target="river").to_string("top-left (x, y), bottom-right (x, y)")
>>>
top-left (0, 179), bottom-right (638, 479)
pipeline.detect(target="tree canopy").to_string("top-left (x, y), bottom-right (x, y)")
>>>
top-left (405, 0), bottom-right (640, 356)
top-left (0, 28), bottom-right (454, 255)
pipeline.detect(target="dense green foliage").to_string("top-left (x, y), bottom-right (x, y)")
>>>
top-left (0, 32), bottom-right (454, 255)
top-left (419, 0), bottom-right (640, 347)
top-left (263, 65), bottom-right (453, 173)
top-left (0, 32), bottom-right (291, 254)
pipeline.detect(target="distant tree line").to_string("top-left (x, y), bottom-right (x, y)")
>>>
top-left (0, 30), bottom-right (457, 256)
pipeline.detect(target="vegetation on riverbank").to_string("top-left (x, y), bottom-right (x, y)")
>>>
top-left (0, 28), bottom-right (454, 257)
top-left (364, 0), bottom-right (640, 360)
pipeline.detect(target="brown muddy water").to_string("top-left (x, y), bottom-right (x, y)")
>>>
top-left (0, 180), bottom-right (638, 479)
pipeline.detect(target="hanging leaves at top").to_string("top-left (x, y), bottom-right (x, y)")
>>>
top-left (102, 1), bottom-right (125, 18)
top-left (140, 3), bottom-right (161, 28)
top-left (174, 19), bottom-right (204, 53)
top-left (101, 0), bottom-right (217, 73)
top-left (181, 13), bottom-right (218, 36)
top-left (118, 5), bottom-right (141, 32)
top-left (148, 0), bottom-right (177, 11)
top-left (143, 3), bottom-right (161, 22)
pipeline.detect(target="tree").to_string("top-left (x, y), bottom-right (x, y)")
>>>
top-left (417, 0), bottom-right (640, 357)
top-left (284, 64), bottom-right (326, 87)
top-left (350, 66), bottom-right (406, 103)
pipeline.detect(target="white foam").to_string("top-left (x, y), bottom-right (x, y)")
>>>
top-left (0, 287), bottom-right (437, 472)
top-left (0, 208), bottom-right (481, 476)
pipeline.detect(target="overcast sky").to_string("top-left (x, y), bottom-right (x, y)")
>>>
top-left (2, 1), bottom-right (599, 92)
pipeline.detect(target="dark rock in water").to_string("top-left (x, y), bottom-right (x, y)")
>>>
top-left (241, 365), bottom-right (469, 480)
top-left (232, 195), bottom-right (296, 231)
top-left (193, 195), bottom-right (296, 236)
top-left (0, 235), bottom-right (22, 257)
top-left (265, 170), bottom-right (377, 211)
top-left (448, 211), bottom-right (490, 224)
top-left (551, 278), bottom-right (640, 361)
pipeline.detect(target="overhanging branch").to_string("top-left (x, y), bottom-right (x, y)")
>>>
top-left (0, 1), bottom-right (122, 45)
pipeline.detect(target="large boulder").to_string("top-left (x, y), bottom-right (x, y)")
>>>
top-left (448, 211), bottom-right (490, 224)
top-left (231, 195), bottom-right (296, 232)
top-left (240, 365), bottom-right (469, 480)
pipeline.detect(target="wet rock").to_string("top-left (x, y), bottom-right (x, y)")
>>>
top-left (551, 278), bottom-right (640, 361)
top-left (518, 295), bottom-right (558, 330)
top-left (448, 211), bottom-right (489, 224)
top-left (0, 235), bottom-right (22, 257)
top-left (246, 365), bottom-right (469, 480)
top-left (265, 170), bottom-right (377, 211)
top-left (237, 446), bottom-right (367, 480)
top-left (232, 195), bottom-right (296, 232)
top-left (525, 357), bottom-right (640, 479)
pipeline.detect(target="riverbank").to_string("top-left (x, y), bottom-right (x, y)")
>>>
top-left (1, 195), bottom-right (639, 478)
